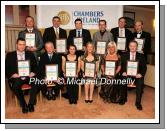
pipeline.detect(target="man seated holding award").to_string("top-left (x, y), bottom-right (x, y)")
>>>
top-left (67, 18), bottom-right (92, 56)
top-left (38, 41), bottom-right (63, 100)
top-left (133, 20), bottom-right (151, 62)
top-left (18, 16), bottom-right (44, 63)
top-left (120, 40), bottom-right (147, 110)
top-left (5, 38), bottom-right (38, 113)
top-left (110, 17), bottom-right (133, 55)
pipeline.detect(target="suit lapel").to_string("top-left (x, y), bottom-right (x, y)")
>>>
top-left (51, 27), bottom-right (56, 39)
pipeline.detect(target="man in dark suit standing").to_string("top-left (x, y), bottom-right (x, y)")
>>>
top-left (5, 38), bottom-right (38, 113)
top-left (133, 20), bottom-right (151, 62)
top-left (18, 16), bottom-right (44, 63)
top-left (110, 17), bottom-right (133, 53)
top-left (120, 40), bottom-right (147, 110)
top-left (67, 18), bottom-right (92, 56)
top-left (38, 41), bottom-right (63, 100)
top-left (43, 16), bottom-right (67, 49)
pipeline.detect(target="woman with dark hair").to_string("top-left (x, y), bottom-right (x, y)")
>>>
top-left (62, 44), bottom-right (81, 104)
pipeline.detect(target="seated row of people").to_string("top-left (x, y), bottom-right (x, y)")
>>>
top-left (5, 38), bottom-right (147, 114)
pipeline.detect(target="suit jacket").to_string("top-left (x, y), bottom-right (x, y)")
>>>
top-left (133, 31), bottom-right (151, 54)
top-left (18, 28), bottom-right (44, 51)
top-left (110, 27), bottom-right (134, 50)
top-left (121, 52), bottom-right (147, 77)
top-left (38, 52), bottom-right (62, 79)
top-left (5, 51), bottom-right (37, 79)
top-left (67, 29), bottom-right (92, 47)
top-left (43, 27), bottom-right (67, 48)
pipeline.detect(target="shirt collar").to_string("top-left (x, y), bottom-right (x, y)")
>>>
top-left (17, 50), bottom-right (25, 55)
top-left (54, 27), bottom-right (59, 30)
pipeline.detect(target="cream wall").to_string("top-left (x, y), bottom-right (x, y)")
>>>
top-left (124, 6), bottom-right (155, 37)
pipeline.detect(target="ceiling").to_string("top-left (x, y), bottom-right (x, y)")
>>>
top-left (128, 5), bottom-right (155, 9)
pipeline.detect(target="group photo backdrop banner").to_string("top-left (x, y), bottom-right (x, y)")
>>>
top-left (36, 5), bottom-right (123, 29)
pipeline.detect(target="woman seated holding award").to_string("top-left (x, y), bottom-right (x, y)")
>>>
top-left (62, 44), bottom-right (81, 104)
top-left (81, 42), bottom-right (99, 103)
top-left (5, 38), bottom-right (38, 113)
top-left (99, 41), bottom-right (122, 103)
top-left (38, 41), bottom-right (63, 100)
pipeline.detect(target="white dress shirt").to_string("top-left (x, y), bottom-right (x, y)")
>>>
top-left (17, 51), bottom-right (25, 60)
top-left (137, 31), bottom-right (142, 38)
top-left (27, 28), bottom-right (34, 33)
top-left (119, 28), bottom-right (125, 37)
top-left (54, 27), bottom-right (60, 34)
top-left (130, 52), bottom-right (136, 61)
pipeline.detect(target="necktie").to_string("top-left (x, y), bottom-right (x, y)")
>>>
top-left (120, 29), bottom-right (123, 37)
top-left (78, 30), bottom-right (80, 37)
top-left (49, 54), bottom-right (52, 61)
top-left (132, 54), bottom-right (135, 61)
top-left (55, 28), bottom-right (59, 39)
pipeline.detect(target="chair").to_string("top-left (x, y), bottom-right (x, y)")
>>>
top-left (7, 79), bottom-right (41, 106)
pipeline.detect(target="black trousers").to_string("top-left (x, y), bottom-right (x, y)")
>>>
top-left (9, 77), bottom-right (38, 107)
top-left (120, 76), bottom-right (144, 105)
top-left (66, 78), bottom-right (79, 101)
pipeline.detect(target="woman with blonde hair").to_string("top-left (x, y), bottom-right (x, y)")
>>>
top-left (81, 42), bottom-right (99, 103)
top-left (99, 41), bottom-right (122, 103)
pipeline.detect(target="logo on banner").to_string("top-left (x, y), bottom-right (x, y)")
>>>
top-left (58, 11), bottom-right (70, 25)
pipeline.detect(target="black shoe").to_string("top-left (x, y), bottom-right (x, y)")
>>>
top-left (22, 104), bottom-right (28, 114)
top-left (52, 95), bottom-right (56, 100)
top-left (89, 100), bottom-right (93, 103)
top-left (73, 100), bottom-right (77, 104)
top-left (28, 104), bottom-right (34, 112)
top-left (85, 100), bottom-right (89, 103)
top-left (69, 99), bottom-right (73, 104)
top-left (136, 104), bottom-right (143, 110)
top-left (46, 94), bottom-right (52, 100)
top-left (119, 100), bottom-right (125, 105)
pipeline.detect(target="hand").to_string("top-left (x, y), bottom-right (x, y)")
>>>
top-left (122, 72), bottom-right (127, 77)
top-left (29, 72), bottom-right (35, 77)
top-left (136, 74), bottom-right (142, 78)
top-left (82, 46), bottom-right (86, 51)
top-left (11, 73), bottom-right (20, 78)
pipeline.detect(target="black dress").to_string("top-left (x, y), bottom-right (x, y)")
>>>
top-left (65, 55), bottom-right (79, 102)
top-left (99, 55), bottom-right (121, 103)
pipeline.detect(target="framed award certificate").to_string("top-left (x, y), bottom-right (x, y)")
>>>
top-left (65, 61), bottom-right (77, 77)
top-left (117, 37), bottom-right (126, 50)
top-left (56, 39), bottom-right (67, 53)
top-left (127, 61), bottom-right (138, 76)
top-left (105, 61), bottom-right (116, 76)
top-left (84, 62), bottom-right (96, 78)
top-left (135, 38), bottom-right (145, 52)
top-left (25, 33), bottom-right (35, 47)
top-left (18, 60), bottom-right (30, 77)
top-left (45, 64), bottom-right (58, 81)
top-left (73, 37), bottom-right (83, 50)
top-left (96, 41), bottom-right (106, 55)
